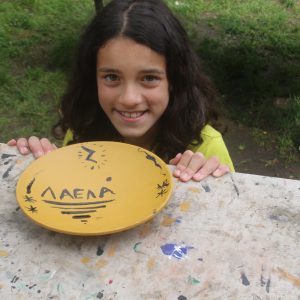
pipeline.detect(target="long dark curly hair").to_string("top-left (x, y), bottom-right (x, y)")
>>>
top-left (54, 0), bottom-right (217, 162)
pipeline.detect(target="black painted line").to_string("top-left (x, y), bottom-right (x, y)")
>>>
top-left (2, 165), bottom-right (14, 179)
top-left (230, 174), bottom-right (240, 196)
top-left (43, 199), bottom-right (114, 206)
top-left (51, 205), bottom-right (106, 210)
top-left (26, 178), bottom-right (36, 194)
top-left (4, 160), bottom-right (11, 165)
top-left (61, 210), bottom-right (96, 214)
top-left (72, 215), bottom-right (91, 219)
top-left (1, 154), bottom-right (17, 159)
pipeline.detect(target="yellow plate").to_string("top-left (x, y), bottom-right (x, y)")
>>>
top-left (16, 142), bottom-right (173, 235)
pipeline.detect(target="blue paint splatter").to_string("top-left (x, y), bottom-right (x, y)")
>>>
top-left (241, 272), bottom-right (250, 286)
top-left (266, 278), bottom-right (271, 293)
top-left (160, 243), bottom-right (193, 259)
top-left (175, 217), bottom-right (182, 224)
top-left (97, 290), bottom-right (104, 299)
top-left (97, 245), bottom-right (104, 256)
top-left (201, 184), bottom-right (211, 192)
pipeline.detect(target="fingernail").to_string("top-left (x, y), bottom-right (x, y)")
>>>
top-left (174, 169), bottom-right (181, 177)
top-left (181, 173), bottom-right (190, 181)
top-left (35, 151), bottom-right (44, 157)
top-left (7, 139), bottom-right (16, 145)
top-left (193, 173), bottom-right (204, 181)
top-left (20, 147), bottom-right (28, 154)
top-left (213, 169), bottom-right (222, 177)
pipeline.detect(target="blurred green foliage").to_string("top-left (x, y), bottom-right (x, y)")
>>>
top-left (0, 0), bottom-right (299, 157)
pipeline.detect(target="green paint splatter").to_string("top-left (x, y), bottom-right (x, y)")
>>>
top-left (188, 275), bottom-right (200, 285)
top-left (133, 242), bottom-right (142, 252)
top-left (15, 282), bottom-right (27, 289)
top-left (57, 283), bottom-right (64, 294)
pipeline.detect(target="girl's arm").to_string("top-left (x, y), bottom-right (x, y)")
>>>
top-left (169, 150), bottom-right (230, 182)
top-left (7, 137), bottom-right (57, 158)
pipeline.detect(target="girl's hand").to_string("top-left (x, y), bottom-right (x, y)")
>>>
top-left (7, 136), bottom-right (57, 159)
top-left (169, 150), bottom-right (230, 182)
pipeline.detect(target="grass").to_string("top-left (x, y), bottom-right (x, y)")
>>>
top-left (0, 0), bottom-right (94, 144)
top-left (0, 0), bottom-right (299, 160)
top-left (168, 0), bottom-right (300, 158)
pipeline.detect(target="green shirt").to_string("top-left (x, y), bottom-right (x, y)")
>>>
top-left (63, 124), bottom-right (234, 171)
top-left (188, 124), bottom-right (234, 172)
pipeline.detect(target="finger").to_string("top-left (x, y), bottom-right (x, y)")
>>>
top-left (52, 143), bottom-right (58, 150)
top-left (7, 139), bottom-right (17, 146)
top-left (169, 153), bottom-right (182, 165)
top-left (212, 164), bottom-right (230, 177)
top-left (16, 138), bottom-right (30, 155)
top-left (28, 136), bottom-right (45, 158)
top-left (40, 138), bottom-right (55, 154)
top-left (173, 150), bottom-right (193, 177)
top-left (192, 156), bottom-right (220, 181)
top-left (179, 152), bottom-right (206, 182)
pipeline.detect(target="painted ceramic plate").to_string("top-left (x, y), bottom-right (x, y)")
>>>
top-left (16, 142), bottom-right (173, 235)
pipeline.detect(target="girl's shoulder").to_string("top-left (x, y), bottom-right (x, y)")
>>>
top-left (200, 124), bottom-right (222, 139)
top-left (190, 124), bottom-right (235, 171)
top-left (63, 129), bottom-right (74, 146)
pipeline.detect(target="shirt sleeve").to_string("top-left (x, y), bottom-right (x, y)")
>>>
top-left (189, 125), bottom-right (235, 172)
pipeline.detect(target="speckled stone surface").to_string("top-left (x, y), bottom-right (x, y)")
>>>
top-left (0, 143), bottom-right (300, 299)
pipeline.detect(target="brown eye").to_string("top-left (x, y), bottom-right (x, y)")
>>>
top-left (143, 75), bottom-right (159, 82)
top-left (104, 74), bottom-right (119, 81)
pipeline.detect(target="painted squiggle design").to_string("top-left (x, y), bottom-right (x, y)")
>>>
top-left (138, 148), bottom-right (166, 175)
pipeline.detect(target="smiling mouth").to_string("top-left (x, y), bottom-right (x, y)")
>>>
top-left (118, 111), bottom-right (146, 119)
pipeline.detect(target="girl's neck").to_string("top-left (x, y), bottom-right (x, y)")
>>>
top-left (123, 124), bottom-right (159, 151)
top-left (123, 135), bottom-right (155, 151)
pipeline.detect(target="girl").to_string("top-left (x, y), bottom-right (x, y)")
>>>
top-left (8, 0), bottom-right (234, 182)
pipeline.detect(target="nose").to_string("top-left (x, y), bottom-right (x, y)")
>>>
top-left (118, 83), bottom-right (143, 107)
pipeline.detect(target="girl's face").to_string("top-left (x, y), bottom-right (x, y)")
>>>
top-left (96, 37), bottom-right (169, 149)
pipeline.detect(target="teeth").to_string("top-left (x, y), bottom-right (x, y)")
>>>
top-left (120, 111), bottom-right (144, 118)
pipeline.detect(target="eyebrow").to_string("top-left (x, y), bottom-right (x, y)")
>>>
top-left (140, 69), bottom-right (165, 75)
top-left (97, 68), bottom-right (120, 73)
top-left (97, 67), bottom-right (165, 75)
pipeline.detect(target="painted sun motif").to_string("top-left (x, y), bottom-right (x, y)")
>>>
top-left (77, 144), bottom-right (108, 170)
